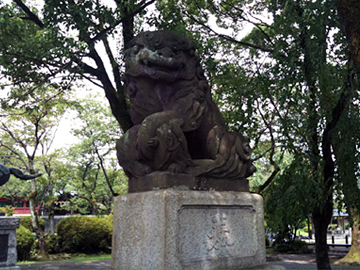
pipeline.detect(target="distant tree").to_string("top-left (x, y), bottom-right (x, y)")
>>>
top-left (0, 177), bottom-right (31, 207)
top-left (152, 0), bottom-right (357, 268)
top-left (60, 97), bottom-right (127, 215)
top-left (0, 86), bottom-right (75, 255)
top-left (332, 1), bottom-right (360, 264)
top-left (0, 0), bottom-right (155, 132)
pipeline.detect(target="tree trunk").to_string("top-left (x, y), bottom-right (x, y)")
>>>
top-left (48, 205), bottom-right (55, 234)
top-left (10, 197), bottom-right (15, 207)
top-left (336, 216), bottom-right (360, 265)
top-left (29, 178), bottom-right (47, 256)
top-left (312, 199), bottom-right (333, 270)
top-left (29, 158), bottom-right (47, 256)
top-left (308, 217), bottom-right (313, 239)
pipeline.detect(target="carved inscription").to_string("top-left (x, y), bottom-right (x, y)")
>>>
top-left (178, 205), bottom-right (257, 265)
top-left (205, 213), bottom-right (234, 251)
top-left (0, 234), bottom-right (8, 262)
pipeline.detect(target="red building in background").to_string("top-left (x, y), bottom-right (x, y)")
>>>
top-left (0, 198), bottom-right (39, 215)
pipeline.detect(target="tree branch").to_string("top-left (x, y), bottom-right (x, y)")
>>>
top-left (88, 0), bottom-right (156, 44)
top-left (185, 12), bottom-right (274, 54)
top-left (13, 0), bottom-right (44, 29)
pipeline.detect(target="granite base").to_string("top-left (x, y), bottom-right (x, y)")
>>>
top-left (111, 189), bottom-right (266, 270)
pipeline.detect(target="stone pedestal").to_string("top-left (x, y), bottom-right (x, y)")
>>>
top-left (0, 217), bottom-right (20, 270)
top-left (112, 190), bottom-right (266, 270)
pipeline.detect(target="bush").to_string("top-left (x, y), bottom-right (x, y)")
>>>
top-left (104, 213), bottom-right (113, 223)
top-left (274, 243), bottom-right (291, 252)
top-left (0, 206), bottom-right (15, 216)
top-left (274, 239), bottom-right (308, 253)
top-left (45, 233), bottom-right (62, 254)
top-left (57, 216), bottom-right (112, 253)
top-left (16, 225), bottom-right (36, 261)
top-left (292, 239), bottom-right (308, 253)
top-left (20, 216), bottom-right (46, 232)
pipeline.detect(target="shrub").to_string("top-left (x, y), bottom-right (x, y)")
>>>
top-left (45, 233), bottom-right (62, 254)
top-left (292, 239), bottom-right (308, 253)
top-left (274, 239), bottom-right (308, 253)
top-left (16, 225), bottom-right (36, 261)
top-left (104, 213), bottom-right (113, 223)
top-left (0, 206), bottom-right (15, 216)
top-left (57, 216), bottom-right (112, 253)
top-left (274, 243), bottom-right (291, 252)
top-left (20, 216), bottom-right (46, 232)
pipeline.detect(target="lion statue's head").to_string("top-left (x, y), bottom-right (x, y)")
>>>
top-left (122, 30), bottom-right (211, 126)
top-left (124, 30), bottom-right (198, 81)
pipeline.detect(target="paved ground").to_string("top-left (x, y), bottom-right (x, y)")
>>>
top-left (19, 259), bottom-right (111, 270)
top-left (267, 253), bottom-right (360, 270)
top-left (18, 253), bottom-right (360, 270)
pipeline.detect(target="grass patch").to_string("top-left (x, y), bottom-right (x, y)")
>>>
top-left (17, 253), bottom-right (111, 265)
top-left (266, 247), bottom-right (276, 253)
top-left (68, 253), bottom-right (111, 262)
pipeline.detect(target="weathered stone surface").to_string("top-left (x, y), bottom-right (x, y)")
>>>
top-left (0, 218), bottom-right (20, 229)
top-left (128, 172), bottom-right (249, 193)
top-left (117, 30), bottom-right (256, 192)
top-left (111, 190), bottom-right (265, 270)
top-left (7, 231), bottom-right (16, 248)
top-left (0, 217), bottom-right (20, 268)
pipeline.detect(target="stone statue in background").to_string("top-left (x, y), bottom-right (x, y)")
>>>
top-left (117, 30), bottom-right (256, 192)
top-left (0, 163), bottom-right (42, 186)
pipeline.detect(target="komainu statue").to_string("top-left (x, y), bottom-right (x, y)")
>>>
top-left (117, 30), bottom-right (256, 192)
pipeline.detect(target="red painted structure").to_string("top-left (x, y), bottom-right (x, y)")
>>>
top-left (0, 198), bottom-right (39, 215)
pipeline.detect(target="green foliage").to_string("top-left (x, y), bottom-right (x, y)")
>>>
top-left (0, 0), bottom-right (155, 131)
top-left (56, 216), bottom-right (112, 253)
top-left (103, 213), bottom-right (113, 224)
top-left (56, 97), bottom-right (127, 215)
top-left (0, 176), bottom-right (32, 204)
top-left (292, 239), bottom-right (309, 253)
top-left (20, 216), bottom-right (46, 232)
top-left (45, 233), bottom-right (62, 254)
top-left (16, 225), bottom-right (36, 261)
top-left (333, 100), bottom-right (360, 221)
top-left (274, 239), bottom-right (308, 253)
top-left (250, 147), bottom-right (294, 192)
top-left (4, 205), bottom-right (14, 216)
top-left (264, 154), bottom-right (319, 234)
top-left (0, 205), bottom-right (15, 216)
